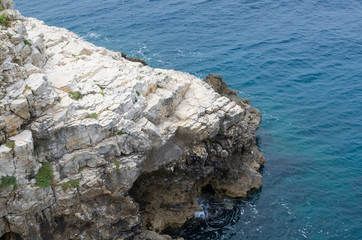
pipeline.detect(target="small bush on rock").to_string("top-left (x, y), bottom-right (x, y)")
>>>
top-left (0, 13), bottom-right (9, 28)
top-left (35, 162), bottom-right (53, 187)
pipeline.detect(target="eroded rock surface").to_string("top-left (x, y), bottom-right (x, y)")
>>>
top-left (0, 1), bottom-right (265, 239)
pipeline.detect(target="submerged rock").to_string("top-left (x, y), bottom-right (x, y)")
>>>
top-left (0, 0), bottom-right (265, 239)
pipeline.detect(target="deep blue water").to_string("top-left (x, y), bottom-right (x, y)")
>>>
top-left (15, 0), bottom-right (362, 239)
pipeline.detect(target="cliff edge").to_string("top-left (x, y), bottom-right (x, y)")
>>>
top-left (0, 1), bottom-right (265, 239)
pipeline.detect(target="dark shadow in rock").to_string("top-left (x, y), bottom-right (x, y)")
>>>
top-left (0, 232), bottom-right (23, 240)
top-left (121, 52), bottom-right (148, 66)
top-left (162, 189), bottom-right (264, 240)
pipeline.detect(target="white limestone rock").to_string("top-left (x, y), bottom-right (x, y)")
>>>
top-left (0, 1), bottom-right (265, 239)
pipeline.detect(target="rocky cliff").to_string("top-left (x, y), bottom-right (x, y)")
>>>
top-left (0, 0), bottom-right (265, 239)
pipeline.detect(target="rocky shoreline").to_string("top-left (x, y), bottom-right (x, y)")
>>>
top-left (0, 0), bottom-right (265, 239)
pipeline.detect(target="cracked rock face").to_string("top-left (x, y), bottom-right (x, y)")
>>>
top-left (0, 0), bottom-right (265, 239)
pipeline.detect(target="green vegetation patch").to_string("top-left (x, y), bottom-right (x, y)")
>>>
top-left (117, 130), bottom-right (126, 135)
top-left (0, 176), bottom-right (17, 190)
top-left (0, 3), bottom-right (3, 11)
top-left (87, 113), bottom-right (98, 120)
top-left (59, 179), bottom-right (80, 191)
top-left (78, 167), bottom-right (85, 173)
top-left (0, 13), bottom-right (9, 28)
top-left (23, 39), bottom-right (31, 46)
top-left (5, 140), bottom-right (15, 152)
top-left (96, 84), bottom-right (104, 90)
top-left (112, 159), bottom-right (120, 170)
top-left (33, 142), bottom-right (40, 149)
top-left (157, 84), bottom-right (163, 89)
top-left (68, 91), bottom-right (83, 100)
top-left (35, 162), bottom-right (53, 187)
top-left (136, 90), bottom-right (140, 96)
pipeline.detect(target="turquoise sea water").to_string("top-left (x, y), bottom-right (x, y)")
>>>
top-left (15, 0), bottom-right (362, 239)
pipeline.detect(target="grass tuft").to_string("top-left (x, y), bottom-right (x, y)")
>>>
top-left (23, 39), bottom-right (31, 46)
top-left (112, 159), bottom-right (120, 170)
top-left (117, 131), bottom-right (126, 135)
top-left (68, 91), bottom-right (83, 100)
top-left (87, 113), bottom-right (98, 120)
top-left (0, 176), bottom-right (17, 190)
top-left (136, 90), bottom-right (140, 96)
top-left (35, 162), bottom-right (53, 187)
top-left (5, 140), bottom-right (15, 152)
top-left (96, 84), bottom-right (104, 90)
top-left (59, 179), bottom-right (80, 191)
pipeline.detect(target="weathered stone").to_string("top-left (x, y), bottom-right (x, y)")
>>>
top-left (0, 145), bottom-right (15, 178)
top-left (3, 114), bottom-right (23, 135)
top-left (10, 98), bottom-right (30, 119)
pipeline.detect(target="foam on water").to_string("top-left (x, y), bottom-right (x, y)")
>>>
top-left (15, 0), bottom-right (362, 239)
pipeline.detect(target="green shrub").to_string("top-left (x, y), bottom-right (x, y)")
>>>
top-left (68, 91), bottom-right (83, 100)
top-left (0, 13), bottom-right (9, 27)
top-left (87, 113), bottom-right (98, 120)
top-left (0, 4), bottom-right (3, 11)
top-left (35, 162), bottom-right (53, 187)
top-left (78, 167), bottom-right (85, 173)
top-left (157, 84), bottom-right (163, 89)
top-left (136, 90), bottom-right (140, 96)
top-left (117, 131), bottom-right (126, 135)
top-left (59, 179), bottom-right (80, 191)
top-left (0, 176), bottom-right (17, 190)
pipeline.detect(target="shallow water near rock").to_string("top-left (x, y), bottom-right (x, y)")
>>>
top-left (15, 0), bottom-right (362, 239)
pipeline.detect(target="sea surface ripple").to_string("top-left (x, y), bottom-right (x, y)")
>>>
top-left (15, 0), bottom-right (362, 239)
